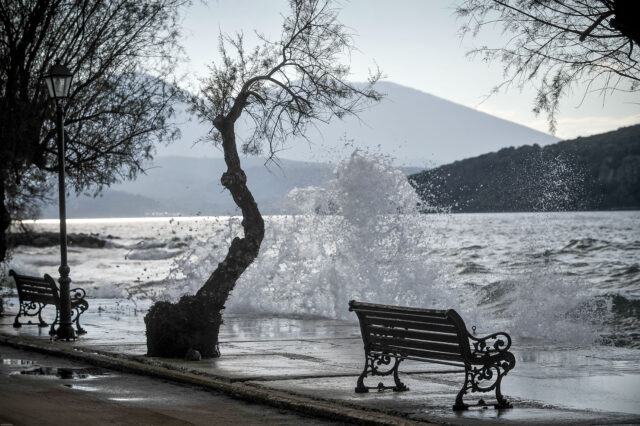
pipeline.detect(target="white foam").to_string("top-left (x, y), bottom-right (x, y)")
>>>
top-left (154, 151), bottom-right (610, 345)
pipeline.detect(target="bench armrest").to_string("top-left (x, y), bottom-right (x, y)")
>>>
top-left (468, 331), bottom-right (512, 356)
top-left (70, 287), bottom-right (87, 300)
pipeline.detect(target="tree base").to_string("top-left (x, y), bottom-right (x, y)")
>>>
top-left (144, 295), bottom-right (222, 358)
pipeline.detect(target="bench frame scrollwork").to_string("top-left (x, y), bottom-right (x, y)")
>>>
top-left (454, 332), bottom-right (516, 410)
top-left (10, 270), bottom-right (88, 336)
top-left (349, 300), bottom-right (516, 411)
top-left (355, 351), bottom-right (409, 393)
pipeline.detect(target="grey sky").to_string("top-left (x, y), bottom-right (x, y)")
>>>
top-left (176, 0), bottom-right (638, 141)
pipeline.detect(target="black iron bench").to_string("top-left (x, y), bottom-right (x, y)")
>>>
top-left (349, 300), bottom-right (516, 410)
top-left (10, 269), bottom-right (88, 335)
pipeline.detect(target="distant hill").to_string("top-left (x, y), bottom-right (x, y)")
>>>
top-left (41, 156), bottom-right (336, 218)
top-left (409, 125), bottom-right (640, 212)
top-left (157, 81), bottom-right (559, 166)
top-left (40, 155), bottom-right (428, 218)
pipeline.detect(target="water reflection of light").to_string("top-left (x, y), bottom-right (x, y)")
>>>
top-left (19, 216), bottom-right (236, 225)
top-left (109, 397), bottom-right (148, 402)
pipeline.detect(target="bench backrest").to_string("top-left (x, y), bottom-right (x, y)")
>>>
top-left (349, 300), bottom-right (472, 366)
top-left (10, 269), bottom-right (60, 306)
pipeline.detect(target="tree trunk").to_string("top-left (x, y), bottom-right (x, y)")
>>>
top-left (0, 177), bottom-right (10, 263)
top-left (611, 0), bottom-right (640, 46)
top-left (145, 119), bottom-right (265, 358)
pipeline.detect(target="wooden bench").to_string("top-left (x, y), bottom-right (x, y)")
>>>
top-left (349, 300), bottom-right (516, 410)
top-left (10, 269), bottom-right (88, 336)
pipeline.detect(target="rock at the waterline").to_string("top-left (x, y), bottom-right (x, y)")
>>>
top-left (184, 348), bottom-right (202, 361)
top-left (8, 232), bottom-right (107, 248)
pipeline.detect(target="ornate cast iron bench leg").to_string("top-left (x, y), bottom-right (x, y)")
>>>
top-left (453, 352), bottom-right (516, 411)
top-left (355, 352), bottom-right (408, 393)
top-left (37, 306), bottom-right (48, 327)
top-left (49, 310), bottom-right (59, 335)
top-left (13, 311), bottom-right (22, 328)
top-left (72, 302), bottom-right (88, 335)
top-left (71, 288), bottom-right (89, 335)
top-left (13, 301), bottom-right (48, 328)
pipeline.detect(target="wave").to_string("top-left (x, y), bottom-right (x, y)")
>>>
top-left (559, 238), bottom-right (639, 254)
top-left (611, 265), bottom-right (640, 277)
top-left (561, 238), bottom-right (609, 252)
top-left (149, 152), bottom-right (616, 346)
top-left (457, 262), bottom-right (490, 274)
top-left (125, 248), bottom-right (184, 261)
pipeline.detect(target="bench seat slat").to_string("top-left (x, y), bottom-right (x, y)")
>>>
top-left (354, 309), bottom-right (452, 324)
top-left (17, 279), bottom-right (51, 288)
top-left (350, 301), bottom-right (448, 316)
top-left (17, 294), bottom-right (57, 305)
top-left (21, 287), bottom-right (55, 296)
top-left (363, 316), bottom-right (457, 333)
top-left (19, 283), bottom-right (56, 293)
top-left (369, 335), bottom-right (462, 356)
top-left (369, 343), bottom-right (465, 362)
top-left (368, 350), bottom-right (466, 368)
top-left (365, 325), bottom-right (460, 344)
top-left (21, 286), bottom-right (55, 295)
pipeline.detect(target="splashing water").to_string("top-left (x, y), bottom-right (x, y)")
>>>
top-left (159, 152), bottom-right (453, 317)
top-left (532, 152), bottom-right (586, 212)
top-left (477, 270), bottom-right (611, 345)
top-left (156, 150), bottom-right (611, 344)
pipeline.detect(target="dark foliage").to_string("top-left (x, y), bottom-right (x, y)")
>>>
top-left (410, 125), bottom-right (640, 212)
top-left (457, 0), bottom-right (640, 133)
top-left (0, 0), bottom-right (186, 262)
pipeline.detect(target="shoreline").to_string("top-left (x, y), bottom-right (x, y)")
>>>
top-left (1, 301), bottom-right (640, 424)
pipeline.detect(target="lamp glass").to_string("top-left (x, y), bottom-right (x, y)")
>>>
top-left (44, 63), bottom-right (73, 99)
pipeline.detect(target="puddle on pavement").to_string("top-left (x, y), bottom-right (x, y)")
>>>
top-left (63, 384), bottom-right (101, 391)
top-left (109, 397), bottom-right (148, 402)
top-left (19, 366), bottom-right (109, 379)
top-left (2, 359), bottom-right (36, 366)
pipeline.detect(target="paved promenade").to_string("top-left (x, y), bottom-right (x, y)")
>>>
top-left (1, 298), bottom-right (639, 425)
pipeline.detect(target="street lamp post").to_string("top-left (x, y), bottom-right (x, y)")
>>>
top-left (44, 60), bottom-right (75, 340)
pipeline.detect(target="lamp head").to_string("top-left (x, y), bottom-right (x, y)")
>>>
top-left (44, 59), bottom-right (73, 99)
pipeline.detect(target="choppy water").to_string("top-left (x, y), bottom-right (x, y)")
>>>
top-left (3, 153), bottom-right (640, 347)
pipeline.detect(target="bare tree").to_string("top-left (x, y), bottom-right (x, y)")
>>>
top-left (456, 0), bottom-right (640, 133)
top-left (144, 0), bottom-right (381, 358)
top-left (0, 0), bottom-right (186, 262)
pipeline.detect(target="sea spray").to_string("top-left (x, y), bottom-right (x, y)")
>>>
top-left (5, 210), bottom-right (635, 346)
top-left (476, 153), bottom-right (606, 344)
top-left (150, 150), bottom-right (612, 344)
top-left (157, 151), bottom-right (456, 318)
top-left (481, 270), bottom-right (611, 345)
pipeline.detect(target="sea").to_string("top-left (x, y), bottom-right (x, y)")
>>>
top-left (3, 152), bottom-right (640, 348)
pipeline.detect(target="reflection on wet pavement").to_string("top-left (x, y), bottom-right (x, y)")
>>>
top-left (19, 366), bottom-right (109, 379)
top-left (0, 344), bottom-right (338, 425)
top-left (2, 299), bottom-right (640, 425)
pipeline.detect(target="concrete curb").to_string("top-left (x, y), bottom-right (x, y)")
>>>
top-left (0, 334), bottom-right (437, 426)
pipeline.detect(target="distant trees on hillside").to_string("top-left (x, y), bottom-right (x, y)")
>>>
top-left (410, 125), bottom-right (640, 212)
top-left (456, 0), bottom-right (640, 133)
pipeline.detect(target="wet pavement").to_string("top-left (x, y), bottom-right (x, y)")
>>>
top-left (0, 345), bottom-right (338, 425)
top-left (2, 297), bottom-right (640, 425)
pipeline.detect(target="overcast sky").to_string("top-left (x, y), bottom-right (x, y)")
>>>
top-left (176, 0), bottom-right (639, 141)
